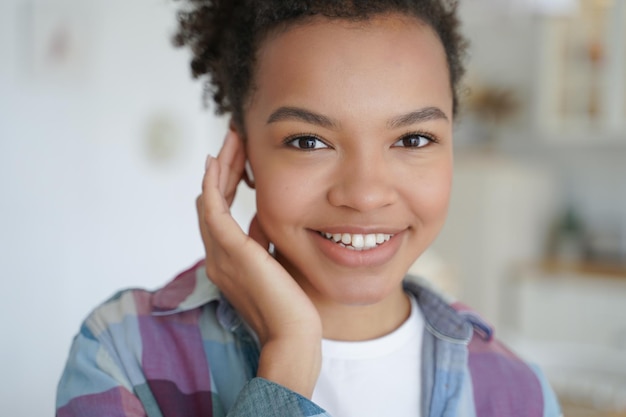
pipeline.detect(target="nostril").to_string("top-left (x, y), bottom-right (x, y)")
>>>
top-left (326, 178), bottom-right (398, 211)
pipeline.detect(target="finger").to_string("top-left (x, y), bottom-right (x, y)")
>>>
top-left (217, 131), bottom-right (247, 205)
top-left (216, 129), bottom-right (238, 163)
top-left (216, 131), bottom-right (237, 192)
top-left (217, 131), bottom-right (243, 189)
top-left (195, 194), bottom-right (209, 244)
top-left (202, 155), bottom-right (229, 216)
top-left (201, 156), bottom-right (246, 245)
top-left (228, 130), bottom-right (247, 175)
top-left (222, 137), bottom-right (247, 206)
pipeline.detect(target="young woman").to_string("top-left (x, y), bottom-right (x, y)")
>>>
top-left (56, 1), bottom-right (561, 416)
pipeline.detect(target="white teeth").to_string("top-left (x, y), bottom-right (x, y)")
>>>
top-left (320, 231), bottom-right (393, 250)
top-left (364, 234), bottom-right (377, 248)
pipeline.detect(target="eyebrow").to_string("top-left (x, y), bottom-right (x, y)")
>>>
top-left (387, 107), bottom-right (449, 129)
top-left (266, 105), bottom-right (449, 129)
top-left (267, 106), bottom-right (339, 129)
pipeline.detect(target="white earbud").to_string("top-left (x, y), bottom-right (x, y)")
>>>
top-left (244, 160), bottom-right (255, 186)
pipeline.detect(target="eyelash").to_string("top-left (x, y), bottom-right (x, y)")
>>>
top-left (282, 130), bottom-right (440, 151)
top-left (283, 133), bottom-right (330, 151)
top-left (393, 131), bottom-right (439, 149)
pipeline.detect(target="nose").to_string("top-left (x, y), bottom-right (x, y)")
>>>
top-left (326, 149), bottom-right (398, 212)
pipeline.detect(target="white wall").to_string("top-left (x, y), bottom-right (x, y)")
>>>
top-left (0, 1), bottom-right (254, 415)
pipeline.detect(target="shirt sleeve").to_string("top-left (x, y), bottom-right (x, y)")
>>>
top-left (227, 378), bottom-right (329, 417)
top-left (56, 332), bottom-right (330, 417)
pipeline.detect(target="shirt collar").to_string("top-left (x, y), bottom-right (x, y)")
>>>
top-left (150, 261), bottom-right (491, 342)
top-left (151, 260), bottom-right (221, 315)
top-left (404, 277), bottom-right (492, 343)
top-left (150, 260), bottom-right (244, 332)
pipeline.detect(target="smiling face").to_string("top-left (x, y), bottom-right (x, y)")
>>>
top-left (243, 14), bottom-right (453, 313)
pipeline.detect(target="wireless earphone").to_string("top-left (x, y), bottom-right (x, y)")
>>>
top-left (244, 160), bottom-right (255, 187)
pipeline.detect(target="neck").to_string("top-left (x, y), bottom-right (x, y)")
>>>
top-left (313, 287), bottom-right (411, 341)
top-left (274, 251), bottom-right (412, 341)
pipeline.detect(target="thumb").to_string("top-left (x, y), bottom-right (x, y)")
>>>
top-left (248, 214), bottom-right (271, 251)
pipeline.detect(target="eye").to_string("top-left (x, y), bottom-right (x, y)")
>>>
top-left (285, 134), bottom-right (329, 150)
top-left (392, 133), bottom-right (435, 148)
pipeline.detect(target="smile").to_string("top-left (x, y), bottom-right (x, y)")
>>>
top-left (318, 231), bottom-right (393, 251)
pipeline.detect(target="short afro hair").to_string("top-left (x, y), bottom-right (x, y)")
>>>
top-left (173, 0), bottom-right (468, 129)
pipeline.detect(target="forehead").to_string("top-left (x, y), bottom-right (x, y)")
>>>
top-left (247, 14), bottom-right (453, 123)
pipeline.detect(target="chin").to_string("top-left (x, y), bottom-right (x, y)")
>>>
top-left (318, 272), bottom-right (404, 307)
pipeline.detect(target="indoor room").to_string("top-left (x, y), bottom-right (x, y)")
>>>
top-left (1, 0), bottom-right (624, 415)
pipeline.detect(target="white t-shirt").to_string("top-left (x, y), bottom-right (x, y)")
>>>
top-left (311, 294), bottom-right (424, 417)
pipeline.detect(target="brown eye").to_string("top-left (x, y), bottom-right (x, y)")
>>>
top-left (393, 134), bottom-right (432, 148)
top-left (285, 135), bottom-right (329, 150)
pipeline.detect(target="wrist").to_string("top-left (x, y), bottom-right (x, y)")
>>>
top-left (257, 335), bottom-right (322, 398)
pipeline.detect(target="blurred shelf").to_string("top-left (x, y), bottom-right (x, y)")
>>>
top-left (561, 399), bottom-right (626, 417)
top-left (540, 259), bottom-right (626, 279)
top-left (537, 130), bottom-right (626, 147)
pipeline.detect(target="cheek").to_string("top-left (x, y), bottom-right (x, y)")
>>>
top-left (404, 162), bottom-right (453, 223)
top-left (253, 170), bottom-right (312, 233)
top-left (251, 149), bottom-right (333, 225)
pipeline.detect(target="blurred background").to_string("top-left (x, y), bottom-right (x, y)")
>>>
top-left (1, 0), bottom-right (625, 415)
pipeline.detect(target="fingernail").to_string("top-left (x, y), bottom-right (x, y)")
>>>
top-left (205, 155), bottom-right (213, 171)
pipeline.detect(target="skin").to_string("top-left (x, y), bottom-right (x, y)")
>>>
top-left (197, 13), bottom-right (454, 398)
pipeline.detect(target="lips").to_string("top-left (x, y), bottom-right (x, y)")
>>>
top-left (318, 231), bottom-right (393, 251)
top-left (311, 228), bottom-right (405, 268)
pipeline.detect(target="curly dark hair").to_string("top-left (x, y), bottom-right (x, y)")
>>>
top-left (173, 0), bottom-right (468, 130)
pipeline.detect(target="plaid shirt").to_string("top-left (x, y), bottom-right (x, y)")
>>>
top-left (57, 261), bottom-right (561, 417)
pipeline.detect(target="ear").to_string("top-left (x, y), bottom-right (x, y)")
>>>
top-left (228, 119), bottom-right (255, 189)
top-left (228, 119), bottom-right (246, 142)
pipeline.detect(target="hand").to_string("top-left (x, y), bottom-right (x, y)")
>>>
top-left (196, 129), bottom-right (322, 397)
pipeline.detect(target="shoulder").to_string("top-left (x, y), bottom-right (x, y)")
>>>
top-left (405, 277), bottom-right (561, 416)
top-left (453, 302), bottom-right (561, 416)
top-left (58, 261), bottom-right (242, 416)
top-left (82, 260), bottom-right (224, 345)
